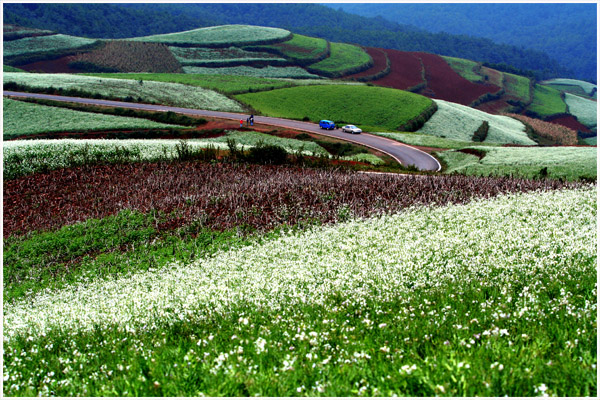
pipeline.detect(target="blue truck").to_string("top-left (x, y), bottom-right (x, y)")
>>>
top-left (319, 120), bottom-right (336, 130)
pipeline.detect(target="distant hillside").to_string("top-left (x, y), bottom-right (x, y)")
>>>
top-left (3, 2), bottom-right (572, 80)
top-left (331, 3), bottom-right (596, 82)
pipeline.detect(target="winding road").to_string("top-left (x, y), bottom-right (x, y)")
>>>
top-left (4, 91), bottom-right (441, 171)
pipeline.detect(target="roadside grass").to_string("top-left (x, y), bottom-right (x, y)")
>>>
top-left (583, 136), bottom-right (597, 145)
top-left (3, 188), bottom-right (596, 396)
top-left (2, 131), bottom-right (383, 180)
top-left (372, 132), bottom-right (500, 150)
top-left (4, 72), bottom-right (244, 112)
top-left (442, 56), bottom-right (482, 83)
top-left (527, 84), bottom-right (567, 117)
top-left (235, 85), bottom-right (433, 132)
top-left (437, 146), bottom-right (597, 181)
top-left (129, 25), bottom-right (291, 46)
top-left (3, 98), bottom-right (184, 139)
top-left (564, 93), bottom-right (597, 128)
top-left (308, 42), bottom-right (372, 77)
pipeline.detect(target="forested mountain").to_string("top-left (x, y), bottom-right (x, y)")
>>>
top-left (329, 3), bottom-right (596, 82)
top-left (4, 2), bottom-right (573, 80)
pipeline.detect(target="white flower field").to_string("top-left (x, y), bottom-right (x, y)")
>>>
top-left (418, 99), bottom-right (536, 145)
top-left (3, 187), bottom-right (596, 396)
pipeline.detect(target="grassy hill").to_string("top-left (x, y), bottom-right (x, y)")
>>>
top-left (235, 85), bottom-right (433, 132)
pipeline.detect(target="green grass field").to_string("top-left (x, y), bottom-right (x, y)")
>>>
top-left (442, 56), bottom-right (482, 83)
top-left (4, 65), bottom-right (27, 72)
top-left (527, 84), bottom-right (567, 117)
top-left (438, 146), bottom-right (597, 181)
top-left (503, 72), bottom-right (531, 102)
top-left (235, 85), bottom-right (432, 132)
top-left (260, 34), bottom-right (328, 62)
top-left (129, 25), bottom-right (291, 46)
top-left (307, 42), bottom-right (372, 77)
top-left (3, 98), bottom-right (183, 139)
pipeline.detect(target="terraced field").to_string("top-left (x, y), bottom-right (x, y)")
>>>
top-left (564, 93), bottom-right (597, 128)
top-left (307, 42), bottom-right (372, 78)
top-left (129, 25), bottom-right (292, 47)
top-left (417, 99), bottom-right (535, 145)
top-left (442, 56), bottom-right (482, 83)
top-left (4, 34), bottom-right (98, 58)
top-left (4, 73), bottom-right (244, 111)
top-left (3, 98), bottom-right (183, 140)
top-left (71, 41), bottom-right (183, 73)
top-left (372, 50), bottom-right (425, 91)
top-left (438, 146), bottom-right (597, 180)
top-left (527, 84), bottom-right (567, 117)
top-left (252, 34), bottom-right (329, 64)
top-left (181, 65), bottom-right (319, 79)
top-left (170, 46), bottom-right (286, 66)
top-left (542, 78), bottom-right (597, 98)
top-left (235, 85), bottom-right (433, 132)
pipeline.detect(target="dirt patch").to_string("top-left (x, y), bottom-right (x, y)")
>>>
top-left (372, 49), bottom-right (424, 89)
top-left (19, 55), bottom-right (84, 73)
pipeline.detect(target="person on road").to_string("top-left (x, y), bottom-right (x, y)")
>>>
top-left (240, 119), bottom-right (243, 128)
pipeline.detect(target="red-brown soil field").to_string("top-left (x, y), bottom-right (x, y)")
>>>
top-left (415, 52), bottom-right (501, 105)
top-left (372, 49), bottom-right (424, 90)
top-left (344, 47), bottom-right (389, 80)
top-left (546, 115), bottom-right (592, 133)
top-left (19, 55), bottom-right (84, 73)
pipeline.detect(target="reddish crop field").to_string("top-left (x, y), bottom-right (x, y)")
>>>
top-left (4, 162), bottom-right (578, 238)
top-left (372, 49), bottom-right (424, 90)
top-left (546, 115), bottom-right (592, 133)
top-left (476, 99), bottom-right (512, 114)
top-left (416, 52), bottom-right (501, 105)
top-left (344, 47), bottom-right (388, 79)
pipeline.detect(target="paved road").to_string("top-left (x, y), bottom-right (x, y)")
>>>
top-left (4, 91), bottom-right (441, 171)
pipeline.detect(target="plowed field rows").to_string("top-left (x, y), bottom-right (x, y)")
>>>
top-left (416, 52), bottom-right (501, 105)
top-left (344, 47), bottom-right (388, 79)
top-left (372, 49), bottom-right (424, 89)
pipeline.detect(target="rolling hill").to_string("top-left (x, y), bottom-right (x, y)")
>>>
top-left (4, 23), bottom-right (595, 142)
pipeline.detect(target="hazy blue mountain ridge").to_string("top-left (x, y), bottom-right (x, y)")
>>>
top-left (4, 3), bottom-right (574, 80)
top-left (329, 3), bottom-right (596, 82)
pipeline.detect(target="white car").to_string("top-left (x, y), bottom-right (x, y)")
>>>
top-left (342, 125), bottom-right (362, 134)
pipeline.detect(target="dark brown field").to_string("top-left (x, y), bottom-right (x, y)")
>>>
top-left (4, 162), bottom-right (579, 237)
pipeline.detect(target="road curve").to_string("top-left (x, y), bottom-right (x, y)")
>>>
top-left (3, 91), bottom-right (441, 171)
